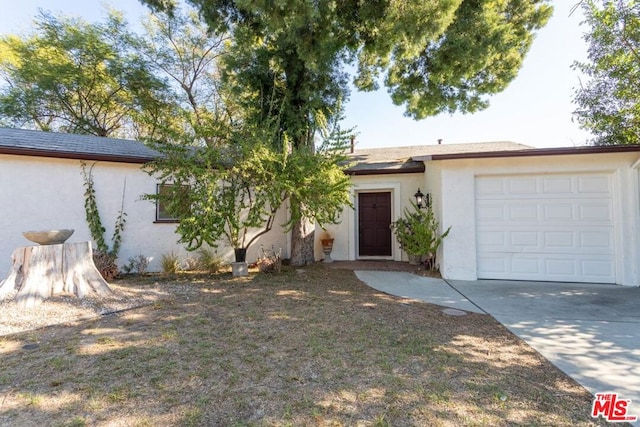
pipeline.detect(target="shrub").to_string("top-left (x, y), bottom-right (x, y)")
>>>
top-left (197, 248), bottom-right (224, 273)
top-left (390, 202), bottom-right (450, 270)
top-left (161, 252), bottom-right (180, 275)
top-left (181, 257), bottom-right (200, 272)
top-left (93, 250), bottom-right (119, 281)
top-left (123, 255), bottom-right (150, 274)
top-left (256, 246), bottom-right (282, 273)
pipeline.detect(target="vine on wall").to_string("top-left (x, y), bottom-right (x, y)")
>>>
top-left (80, 162), bottom-right (127, 279)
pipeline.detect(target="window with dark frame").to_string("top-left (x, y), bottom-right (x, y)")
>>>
top-left (155, 183), bottom-right (181, 223)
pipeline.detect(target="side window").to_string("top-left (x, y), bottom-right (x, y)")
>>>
top-left (156, 184), bottom-right (179, 222)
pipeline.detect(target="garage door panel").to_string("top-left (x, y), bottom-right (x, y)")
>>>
top-left (509, 177), bottom-right (538, 194)
top-left (478, 253), bottom-right (615, 282)
top-left (578, 175), bottom-right (611, 193)
top-left (477, 175), bottom-right (612, 200)
top-left (543, 204), bottom-right (574, 221)
top-left (543, 176), bottom-right (573, 194)
top-left (543, 231), bottom-right (574, 248)
top-left (510, 204), bottom-right (539, 221)
top-left (579, 204), bottom-right (612, 221)
top-left (476, 203), bottom-right (507, 221)
top-left (581, 231), bottom-right (613, 249)
top-left (476, 173), bottom-right (616, 284)
top-left (478, 227), bottom-right (613, 254)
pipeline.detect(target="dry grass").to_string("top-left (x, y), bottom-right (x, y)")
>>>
top-left (0, 265), bottom-right (619, 426)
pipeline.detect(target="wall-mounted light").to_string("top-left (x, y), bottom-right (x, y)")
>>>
top-left (414, 188), bottom-right (431, 209)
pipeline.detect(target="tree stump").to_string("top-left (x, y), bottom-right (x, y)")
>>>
top-left (0, 241), bottom-right (112, 308)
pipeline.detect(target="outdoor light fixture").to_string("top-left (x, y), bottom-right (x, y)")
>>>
top-left (414, 188), bottom-right (431, 209)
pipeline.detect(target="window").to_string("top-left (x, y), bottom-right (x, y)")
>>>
top-left (155, 184), bottom-right (180, 222)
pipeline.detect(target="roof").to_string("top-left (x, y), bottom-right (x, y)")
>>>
top-left (415, 144), bottom-right (640, 161)
top-left (0, 127), bottom-right (160, 163)
top-left (346, 141), bottom-right (531, 175)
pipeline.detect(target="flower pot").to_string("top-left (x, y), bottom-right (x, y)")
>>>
top-left (234, 248), bottom-right (247, 263)
top-left (321, 238), bottom-right (334, 263)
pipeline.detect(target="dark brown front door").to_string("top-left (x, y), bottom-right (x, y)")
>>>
top-left (358, 192), bottom-right (392, 256)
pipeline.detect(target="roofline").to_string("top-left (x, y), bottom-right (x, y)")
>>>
top-left (344, 163), bottom-right (425, 175)
top-left (414, 145), bottom-right (640, 161)
top-left (0, 146), bottom-right (154, 164)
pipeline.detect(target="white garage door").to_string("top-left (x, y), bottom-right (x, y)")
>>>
top-left (475, 173), bottom-right (616, 283)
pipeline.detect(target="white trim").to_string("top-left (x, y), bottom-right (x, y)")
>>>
top-left (350, 182), bottom-right (402, 261)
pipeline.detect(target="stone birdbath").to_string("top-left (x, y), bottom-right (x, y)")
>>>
top-left (0, 229), bottom-right (112, 307)
top-left (22, 229), bottom-right (75, 245)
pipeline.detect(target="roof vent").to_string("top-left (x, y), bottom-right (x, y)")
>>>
top-left (437, 139), bottom-right (442, 145)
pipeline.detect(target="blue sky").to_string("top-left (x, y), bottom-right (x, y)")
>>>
top-left (0, 0), bottom-right (591, 149)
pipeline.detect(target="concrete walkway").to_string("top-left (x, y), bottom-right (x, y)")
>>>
top-left (355, 271), bottom-right (640, 425)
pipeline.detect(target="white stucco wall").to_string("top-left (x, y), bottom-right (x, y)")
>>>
top-left (0, 154), bottom-right (288, 278)
top-left (315, 173), bottom-right (424, 261)
top-left (432, 152), bottom-right (640, 286)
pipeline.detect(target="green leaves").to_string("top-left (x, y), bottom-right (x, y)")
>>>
top-left (0, 11), bottom-right (171, 138)
top-left (390, 202), bottom-right (450, 260)
top-left (81, 162), bottom-right (127, 258)
top-left (384, 0), bottom-right (552, 118)
top-left (573, 0), bottom-right (640, 145)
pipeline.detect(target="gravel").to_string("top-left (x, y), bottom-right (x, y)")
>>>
top-left (0, 281), bottom-right (167, 337)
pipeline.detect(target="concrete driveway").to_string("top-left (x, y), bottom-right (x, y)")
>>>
top-left (355, 271), bottom-right (640, 425)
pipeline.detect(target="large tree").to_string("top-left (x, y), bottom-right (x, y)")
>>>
top-left (0, 11), bottom-right (172, 138)
top-left (134, 8), bottom-right (231, 146)
top-left (573, 0), bottom-right (640, 145)
top-left (142, 0), bottom-right (552, 265)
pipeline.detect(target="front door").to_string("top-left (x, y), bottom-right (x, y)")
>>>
top-left (358, 192), bottom-right (392, 257)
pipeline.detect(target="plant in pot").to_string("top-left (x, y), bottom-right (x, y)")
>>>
top-left (320, 231), bottom-right (335, 263)
top-left (390, 202), bottom-right (451, 269)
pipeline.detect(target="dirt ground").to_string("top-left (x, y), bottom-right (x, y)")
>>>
top-left (0, 264), bottom-right (620, 426)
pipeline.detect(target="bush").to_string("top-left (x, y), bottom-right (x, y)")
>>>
top-left (390, 202), bottom-right (450, 270)
top-left (93, 250), bottom-right (119, 281)
top-left (123, 255), bottom-right (150, 274)
top-left (256, 246), bottom-right (282, 273)
top-left (197, 248), bottom-right (224, 273)
top-left (181, 256), bottom-right (200, 272)
top-left (161, 252), bottom-right (181, 275)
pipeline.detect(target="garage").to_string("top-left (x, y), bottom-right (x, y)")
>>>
top-left (475, 173), bottom-right (616, 283)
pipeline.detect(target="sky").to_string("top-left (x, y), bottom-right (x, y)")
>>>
top-left (0, 0), bottom-right (591, 149)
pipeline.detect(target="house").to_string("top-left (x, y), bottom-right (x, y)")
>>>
top-left (318, 141), bottom-right (640, 286)
top-left (2, 127), bottom-right (639, 286)
top-left (0, 128), bottom-right (288, 278)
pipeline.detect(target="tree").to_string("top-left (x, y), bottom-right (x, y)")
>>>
top-left (142, 0), bottom-right (552, 265)
top-left (134, 8), bottom-right (231, 146)
top-left (0, 10), bottom-right (172, 139)
top-left (145, 117), bottom-right (352, 259)
top-left (573, 0), bottom-right (640, 145)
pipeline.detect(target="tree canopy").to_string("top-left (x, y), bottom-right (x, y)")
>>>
top-left (573, 0), bottom-right (640, 145)
top-left (0, 11), bottom-right (171, 138)
top-left (141, 0), bottom-right (552, 265)
top-left (149, 0), bottom-right (552, 145)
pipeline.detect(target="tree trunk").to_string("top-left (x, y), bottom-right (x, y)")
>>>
top-left (0, 241), bottom-right (112, 308)
top-left (290, 216), bottom-right (316, 266)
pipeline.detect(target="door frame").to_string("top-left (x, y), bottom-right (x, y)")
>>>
top-left (349, 183), bottom-right (403, 261)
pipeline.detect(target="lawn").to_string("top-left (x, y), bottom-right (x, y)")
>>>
top-left (0, 265), bottom-right (614, 426)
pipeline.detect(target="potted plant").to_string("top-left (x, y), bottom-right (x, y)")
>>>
top-left (320, 231), bottom-right (335, 263)
top-left (390, 202), bottom-right (451, 269)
